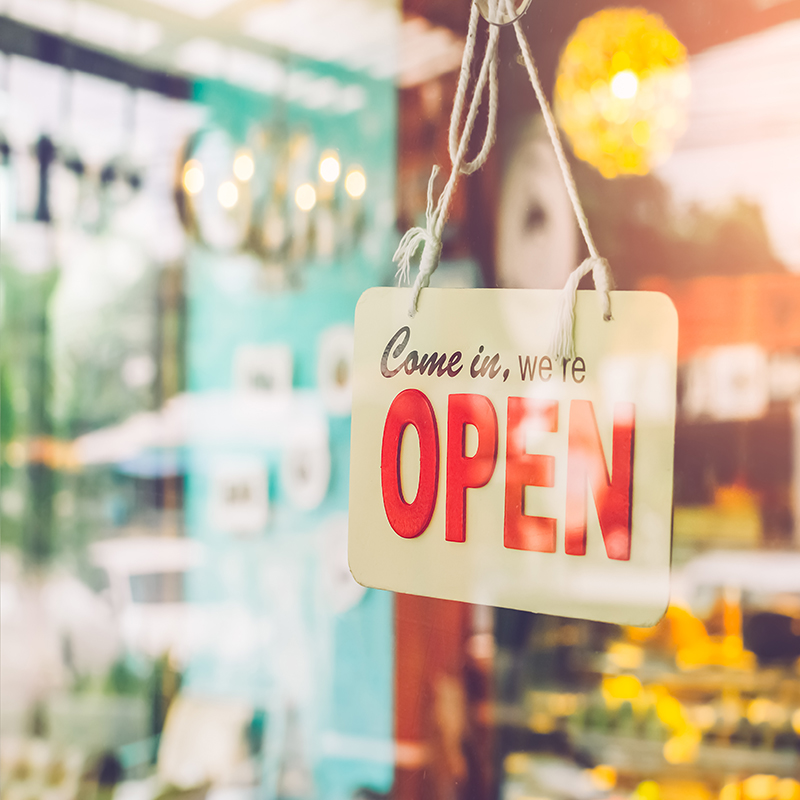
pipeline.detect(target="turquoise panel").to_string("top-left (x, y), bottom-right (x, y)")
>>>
top-left (183, 56), bottom-right (396, 800)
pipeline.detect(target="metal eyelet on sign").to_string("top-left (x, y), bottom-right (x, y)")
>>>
top-left (475, 0), bottom-right (533, 26)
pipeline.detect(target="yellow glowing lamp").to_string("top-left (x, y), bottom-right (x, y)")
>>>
top-left (554, 8), bottom-right (690, 178)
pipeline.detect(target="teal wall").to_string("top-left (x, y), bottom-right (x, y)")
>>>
top-left (183, 58), bottom-right (397, 800)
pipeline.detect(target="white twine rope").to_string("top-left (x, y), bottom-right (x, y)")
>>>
top-left (394, 1), bottom-right (499, 316)
top-left (392, 0), bottom-right (614, 359)
top-left (511, 19), bottom-right (614, 359)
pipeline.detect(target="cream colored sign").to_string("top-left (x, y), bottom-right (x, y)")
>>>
top-left (348, 288), bottom-right (677, 626)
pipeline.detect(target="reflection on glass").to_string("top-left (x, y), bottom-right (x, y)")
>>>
top-left (183, 160), bottom-right (204, 195)
top-left (345, 167), bottom-right (366, 198)
top-left (318, 151), bottom-right (340, 183)
top-left (294, 182), bottom-right (316, 211)
top-left (217, 180), bottom-right (239, 209)
top-left (233, 150), bottom-right (255, 182)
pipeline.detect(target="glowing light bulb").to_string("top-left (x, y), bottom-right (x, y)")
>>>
top-left (611, 69), bottom-right (639, 99)
top-left (233, 151), bottom-right (255, 182)
top-left (295, 183), bottom-right (316, 211)
top-left (554, 8), bottom-right (689, 178)
top-left (319, 152), bottom-right (340, 183)
top-left (345, 168), bottom-right (366, 198)
top-left (183, 160), bottom-right (204, 195)
top-left (218, 181), bottom-right (238, 209)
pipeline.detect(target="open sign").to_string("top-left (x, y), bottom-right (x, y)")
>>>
top-left (380, 389), bottom-right (635, 561)
top-left (349, 288), bottom-right (677, 625)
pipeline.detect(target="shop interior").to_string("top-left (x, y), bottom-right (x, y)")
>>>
top-left (1, 0), bottom-right (800, 799)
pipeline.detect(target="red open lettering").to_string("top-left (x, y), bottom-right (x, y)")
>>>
top-left (381, 388), bottom-right (440, 538)
top-left (503, 397), bottom-right (558, 553)
top-left (380, 389), bottom-right (637, 558)
top-left (565, 400), bottom-right (635, 561)
top-left (445, 394), bottom-right (498, 543)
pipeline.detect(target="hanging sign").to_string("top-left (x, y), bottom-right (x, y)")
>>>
top-left (348, 288), bottom-right (678, 626)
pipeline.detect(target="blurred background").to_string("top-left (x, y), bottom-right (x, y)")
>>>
top-left (1, 1), bottom-right (800, 799)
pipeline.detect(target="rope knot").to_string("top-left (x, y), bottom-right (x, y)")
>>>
top-left (393, 226), bottom-right (430, 287)
top-left (406, 236), bottom-right (443, 317)
top-left (549, 255), bottom-right (614, 361)
top-left (590, 256), bottom-right (615, 321)
top-left (393, 2), bottom-right (500, 315)
top-left (392, 165), bottom-right (445, 316)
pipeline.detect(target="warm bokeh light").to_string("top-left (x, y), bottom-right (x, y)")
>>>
top-left (554, 8), bottom-right (690, 178)
top-left (295, 183), bottom-right (317, 211)
top-left (319, 152), bottom-right (341, 183)
top-left (588, 765), bottom-right (617, 790)
top-left (777, 779), bottom-right (800, 800)
top-left (233, 150), bottom-right (255, 182)
top-left (607, 641), bottom-right (644, 669)
top-left (662, 729), bottom-right (700, 764)
top-left (610, 68), bottom-right (639, 99)
top-left (690, 703), bottom-right (716, 730)
top-left (719, 783), bottom-right (740, 800)
top-left (5, 440), bottom-right (26, 468)
top-left (602, 673), bottom-right (642, 702)
top-left (218, 181), bottom-right (239, 209)
top-left (633, 780), bottom-right (660, 800)
top-left (746, 697), bottom-right (784, 726)
top-left (183, 160), bottom-right (204, 194)
top-left (503, 752), bottom-right (528, 776)
top-left (719, 779), bottom-right (800, 800)
top-left (655, 694), bottom-right (686, 729)
top-left (345, 168), bottom-right (366, 198)
top-left (743, 775), bottom-right (778, 800)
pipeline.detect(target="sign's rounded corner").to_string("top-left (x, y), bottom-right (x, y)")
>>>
top-left (649, 290), bottom-right (679, 327)
top-left (631, 598), bottom-right (670, 629)
top-left (346, 547), bottom-right (372, 590)
top-left (355, 286), bottom-right (378, 315)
